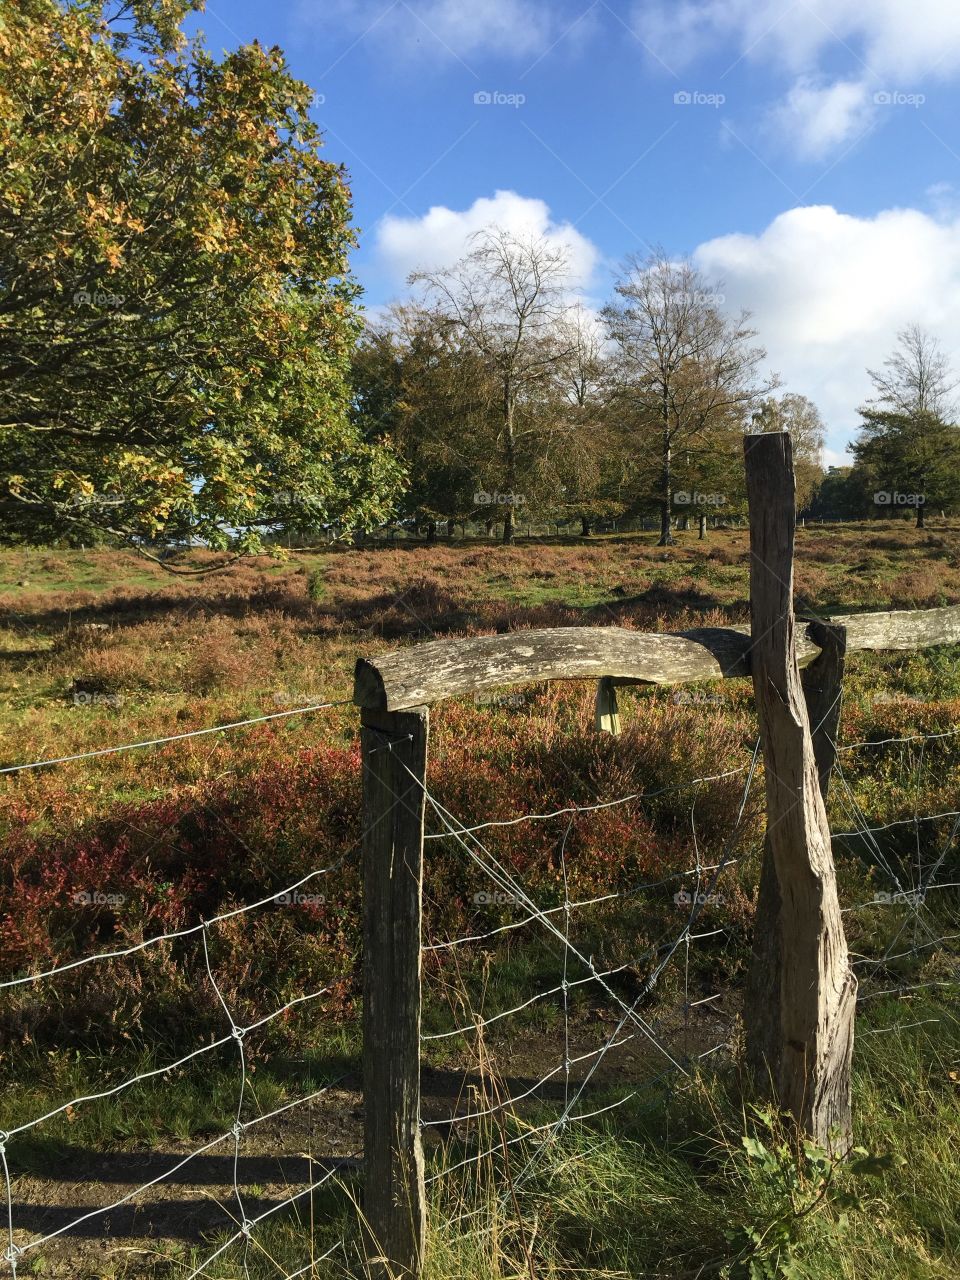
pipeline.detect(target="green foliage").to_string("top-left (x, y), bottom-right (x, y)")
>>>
top-left (724, 1107), bottom-right (904, 1279)
top-left (853, 407), bottom-right (960, 524)
top-left (0, 0), bottom-right (403, 551)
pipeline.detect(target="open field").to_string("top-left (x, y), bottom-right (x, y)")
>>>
top-left (2, 523), bottom-right (959, 1279)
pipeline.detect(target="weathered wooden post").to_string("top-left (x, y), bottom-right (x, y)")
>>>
top-left (361, 706), bottom-right (429, 1279)
top-left (745, 619), bottom-right (847, 1085)
top-left (743, 433), bottom-right (857, 1153)
top-left (594, 676), bottom-right (621, 735)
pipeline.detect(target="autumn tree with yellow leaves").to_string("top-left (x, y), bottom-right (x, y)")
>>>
top-left (0, 0), bottom-right (403, 554)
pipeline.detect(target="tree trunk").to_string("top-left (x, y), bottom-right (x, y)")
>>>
top-left (916, 503), bottom-right (925, 528)
top-left (581, 515), bottom-right (591, 537)
top-left (425, 521), bottom-right (437, 545)
top-left (502, 383), bottom-right (516, 545)
top-left (698, 512), bottom-right (707, 539)
top-left (743, 432), bottom-right (856, 1155)
top-left (657, 408), bottom-right (674, 547)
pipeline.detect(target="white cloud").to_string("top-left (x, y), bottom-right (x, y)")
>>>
top-left (635, 0), bottom-right (960, 78)
top-left (692, 203), bottom-right (960, 452)
top-left (374, 190), bottom-right (601, 289)
top-left (298, 0), bottom-right (554, 61)
top-left (768, 78), bottom-right (874, 159)
top-left (633, 0), bottom-right (960, 154)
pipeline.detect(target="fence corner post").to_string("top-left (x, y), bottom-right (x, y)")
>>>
top-left (742, 432), bottom-right (857, 1155)
top-left (745, 617), bottom-right (848, 1087)
top-left (361, 704), bottom-right (429, 1279)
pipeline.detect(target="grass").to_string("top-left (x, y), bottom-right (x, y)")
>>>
top-left (1, 522), bottom-right (959, 1278)
top-left (141, 996), bottom-right (957, 1280)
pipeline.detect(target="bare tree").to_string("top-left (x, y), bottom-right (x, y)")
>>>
top-left (604, 251), bottom-right (776, 545)
top-left (867, 324), bottom-right (957, 418)
top-left (410, 229), bottom-right (577, 543)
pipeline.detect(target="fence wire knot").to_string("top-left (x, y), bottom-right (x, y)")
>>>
top-left (232, 1026), bottom-right (245, 1041)
top-left (240, 1219), bottom-right (255, 1238)
top-left (231, 1122), bottom-right (244, 1141)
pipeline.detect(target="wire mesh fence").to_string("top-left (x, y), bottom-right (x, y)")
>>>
top-left (1, 686), bottom-right (958, 1276)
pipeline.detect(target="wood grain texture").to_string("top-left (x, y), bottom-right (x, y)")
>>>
top-left (745, 620), bottom-right (847, 1088)
top-left (361, 706), bottom-right (428, 1278)
top-left (353, 606), bottom-right (960, 711)
top-left (744, 433), bottom-right (856, 1154)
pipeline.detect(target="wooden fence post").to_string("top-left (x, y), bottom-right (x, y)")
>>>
top-left (743, 433), bottom-right (857, 1154)
top-left (745, 619), bottom-right (847, 1086)
top-left (594, 676), bottom-right (621, 735)
top-left (361, 706), bottom-right (429, 1279)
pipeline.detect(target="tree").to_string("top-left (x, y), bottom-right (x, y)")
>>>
top-left (853, 327), bottom-right (960, 528)
top-left (603, 252), bottom-right (775, 545)
top-left (808, 466), bottom-right (873, 521)
top-left (867, 323), bottom-right (956, 418)
top-left (352, 306), bottom-right (497, 540)
top-left (550, 304), bottom-right (628, 537)
top-left (0, 0), bottom-right (402, 559)
top-left (752, 394), bottom-right (826, 513)
top-left (853, 408), bottom-right (960, 528)
top-left (410, 230), bottom-right (579, 543)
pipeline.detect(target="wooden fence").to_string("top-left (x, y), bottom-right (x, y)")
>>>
top-left (352, 433), bottom-right (960, 1279)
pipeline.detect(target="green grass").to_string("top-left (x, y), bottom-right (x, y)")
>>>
top-left (130, 996), bottom-right (958, 1280)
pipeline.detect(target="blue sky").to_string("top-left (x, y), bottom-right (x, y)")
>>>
top-left (188, 0), bottom-right (960, 460)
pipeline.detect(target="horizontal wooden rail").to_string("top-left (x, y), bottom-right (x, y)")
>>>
top-left (353, 605), bottom-right (960, 711)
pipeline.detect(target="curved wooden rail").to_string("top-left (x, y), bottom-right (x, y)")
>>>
top-left (353, 604), bottom-right (960, 711)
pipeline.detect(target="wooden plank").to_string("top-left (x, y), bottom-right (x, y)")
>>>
top-left (355, 626), bottom-right (756, 710)
top-left (745, 620), bottom-right (847, 1087)
top-left (353, 605), bottom-right (960, 711)
top-left (361, 706), bottom-right (428, 1279)
top-left (743, 432), bottom-right (857, 1154)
